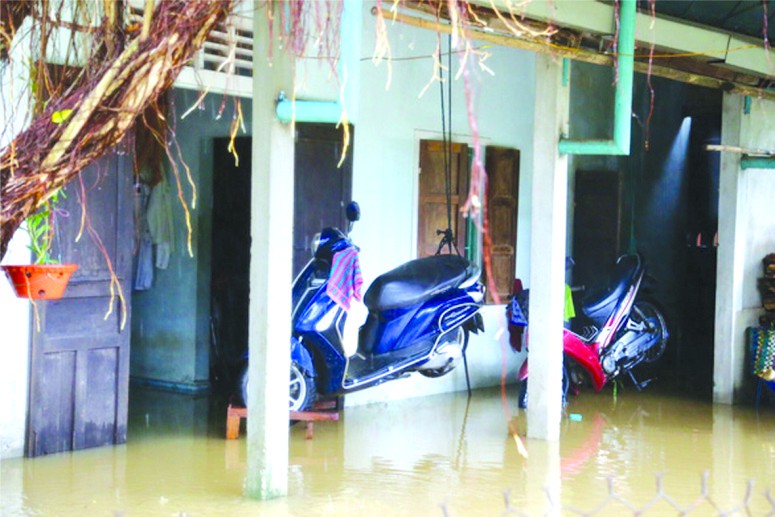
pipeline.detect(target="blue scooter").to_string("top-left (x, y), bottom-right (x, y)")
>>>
top-left (239, 202), bottom-right (485, 410)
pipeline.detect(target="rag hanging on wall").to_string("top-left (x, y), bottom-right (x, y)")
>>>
top-left (436, 33), bottom-right (461, 257)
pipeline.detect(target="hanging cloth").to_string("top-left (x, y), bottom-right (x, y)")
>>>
top-left (133, 184), bottom-right (154, 290)
top-left (146, 175), bottom-right (175, 269)
top-left (327, 247), bottom-right (363, 311)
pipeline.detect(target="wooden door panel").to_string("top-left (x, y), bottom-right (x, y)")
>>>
top-left (43, 296), bottom-right (123, 334)
top-left (30, 351), bottom-right (76, 455)
top-left (77, 344), bottom-right (120, 448)
top-left (484, 147), bottom-right (520, 302)
top-left (27, 153), bottom-right (132, 457)
top-left (490, 203), bottom-right (516, 246)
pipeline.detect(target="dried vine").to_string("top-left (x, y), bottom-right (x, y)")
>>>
top-left (1, 0), bottom-right (236, 259)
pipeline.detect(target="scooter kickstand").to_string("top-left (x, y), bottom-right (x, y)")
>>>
top-left (627, 370), bottom-right (653, 391)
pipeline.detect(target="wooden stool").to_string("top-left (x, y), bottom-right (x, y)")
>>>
top-left (226, 398), bottom-right (340, 440)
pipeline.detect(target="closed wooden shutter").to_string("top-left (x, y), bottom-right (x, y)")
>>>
top-left (484, 146), bottom-right (520, 303)
top-left (417, 140), bottom-right (469, 258)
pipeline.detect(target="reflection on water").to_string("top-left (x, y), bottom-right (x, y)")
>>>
top-left (2, 383), bottom-right (774, 515)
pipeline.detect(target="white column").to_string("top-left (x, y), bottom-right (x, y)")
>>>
top-left (713, 94), bottom-right (746, 404)
top-left (527, 55), bottom-right (569, 440)
top-left (0, 10), bottom-right (33, 461)
top-left (245, 1), bottom-right (295, 499)
top-left (524, 440), bottom-right (562, 515)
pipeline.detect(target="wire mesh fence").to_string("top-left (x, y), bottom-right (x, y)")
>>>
top-left (440, 472), bottom-right (775, 516)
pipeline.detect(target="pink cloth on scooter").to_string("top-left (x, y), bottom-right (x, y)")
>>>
top-left (328, 248), bottom-right (363, 311)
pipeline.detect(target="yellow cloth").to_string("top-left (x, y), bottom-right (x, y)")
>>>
top-left (564, 284), bottom-right (576, 322)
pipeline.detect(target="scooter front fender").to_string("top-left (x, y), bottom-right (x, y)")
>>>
top-left (516, 330), bottom-right (606, 392)
top-left (562, 329), bottom-right (606, 392)
top-left (291, 337), bottom-right (315, 377)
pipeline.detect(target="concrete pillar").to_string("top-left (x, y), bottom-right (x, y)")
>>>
top-left (245, 2), bottom-right (295, 499)
top-left (524, 440), bottom-right (562, 515)
top-left (711, 404), bottom-right (739, 505)
top-left (713, 94), bottom-right (746, 404)
top-left (527, 54), bottom-right (569, 440)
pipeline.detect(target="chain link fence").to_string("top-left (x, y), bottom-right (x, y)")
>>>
top-left (441, 472), bottom-right (775, 516)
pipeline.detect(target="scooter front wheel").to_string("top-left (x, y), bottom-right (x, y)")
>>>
top-left (238, 361), bottom-right (317, 412)
top-left (289, 361), bottom-right (316, 411)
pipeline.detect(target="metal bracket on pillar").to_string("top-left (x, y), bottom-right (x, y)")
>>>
top-left (558, 0), bottom-right (635, 156)
top-left (275, 91), bottom-right (342, 124)
top-left (741, 155), bottom-right (775, 170)
top-left (274, 1), bottom-right (361, 126)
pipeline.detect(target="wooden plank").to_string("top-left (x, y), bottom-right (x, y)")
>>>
top-left (226, 401), bottom-right (341, 440)
top-left (390, 9), bottom-right (775, 102)
top-left (289, 410), bottom-right (340, 422)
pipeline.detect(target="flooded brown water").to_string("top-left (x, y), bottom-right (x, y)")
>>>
top-left (2, 383), bottom-right (774, 516)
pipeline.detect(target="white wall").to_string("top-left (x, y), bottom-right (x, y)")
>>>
top-left (0, 18), bottom-right (34, 460)
top-left (0, 233), bottom-right (31, 459)
top-left (740, 99), bottom-right (775, 313)
top-left (715, 94), bottom-right (775, 403)
top-left (294, 4), bottom-right (537, 405)
top-left (737, 99), bottom-right (775, 353)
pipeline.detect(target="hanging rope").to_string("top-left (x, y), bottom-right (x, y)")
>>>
top-left (436, 33), bottom-right (460, 256)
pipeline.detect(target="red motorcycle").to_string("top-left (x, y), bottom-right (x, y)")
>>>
top-left (509, 254), bottom-right (669, 407)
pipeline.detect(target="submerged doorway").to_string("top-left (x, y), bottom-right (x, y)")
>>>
top-left (210, 137), bottom-right (252, 391)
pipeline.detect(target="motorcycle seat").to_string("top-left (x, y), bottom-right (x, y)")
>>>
top-left (581, 255), bottom-right (641, 325)
top-left (364, 255), bottom-right (474, 312)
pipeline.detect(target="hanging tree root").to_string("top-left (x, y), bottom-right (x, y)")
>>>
top-left (0, 0), bottom-right (236, 260)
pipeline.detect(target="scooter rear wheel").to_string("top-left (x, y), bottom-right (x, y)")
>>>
top-left (634, 301), bottom-right (668, 363)
top-left (418, 327), bottom-right (467, 378)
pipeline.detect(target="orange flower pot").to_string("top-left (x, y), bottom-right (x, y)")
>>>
top-left (2, 264), bottom-right (78, 300)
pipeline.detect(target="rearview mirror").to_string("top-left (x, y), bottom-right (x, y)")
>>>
top-left (346, 201), bottom-right (360, 222)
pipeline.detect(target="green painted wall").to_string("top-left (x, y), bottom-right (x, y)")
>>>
top-left (130, 89), bottom-right (252, 390)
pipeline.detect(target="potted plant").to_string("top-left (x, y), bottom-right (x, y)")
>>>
top-left (2, 189), bottom-right (78, 300)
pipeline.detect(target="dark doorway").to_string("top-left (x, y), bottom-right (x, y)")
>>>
top-left (293, 123), bottom-right (354, 278)
top-left (209, 126), bottom-right (354, 389)
top-left (572, 170), bottom-right (623, 289)
top-left (678, 107), bottom-right (721, 394)
top-left (210, 137), bottom-right (251, 390)
top-left (27, 153), bottom-right (134, 457)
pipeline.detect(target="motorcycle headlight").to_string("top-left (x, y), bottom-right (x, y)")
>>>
top-left (310, 232), bottom-right (321, 254)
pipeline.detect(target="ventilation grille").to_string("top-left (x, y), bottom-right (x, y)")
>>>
top-left (126, 1), bottom-right (254, 94)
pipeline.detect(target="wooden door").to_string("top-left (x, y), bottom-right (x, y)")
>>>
top-left (293, 123), bottom-right (353, 277)
top-left (572, 170), bottom-right (622, 288)
top-left (27, 153), bottom-right (133, 456)
top-left (417, 140), bottom-right (469, 258)
top-left (484, 146), bottom-right (520, 302)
